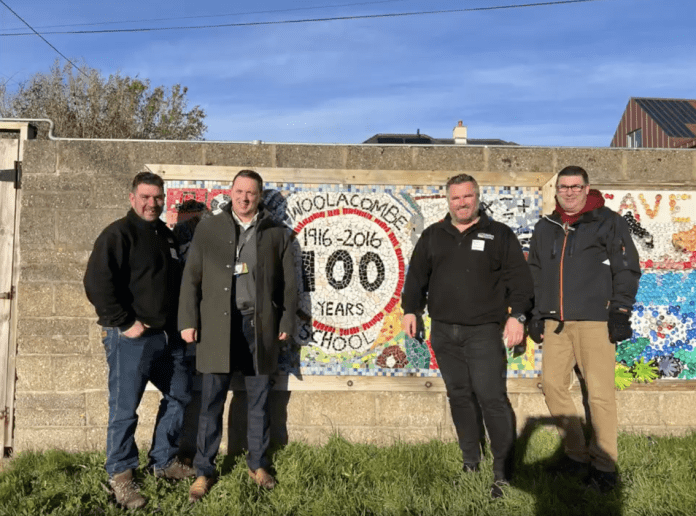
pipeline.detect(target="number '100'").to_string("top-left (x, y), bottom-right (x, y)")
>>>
top-left (302, 250), bottom-right (386, 293)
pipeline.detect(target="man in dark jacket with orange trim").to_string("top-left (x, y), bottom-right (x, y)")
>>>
top-left (179, 170), bottom-right (297, 502)
top-left (528, 166), bottom-right (641, 493)
top-left (402, 174), bottom-right (534, 499)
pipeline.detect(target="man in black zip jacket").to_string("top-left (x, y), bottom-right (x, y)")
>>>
top-left (402, 174), bottom-right (534, 499)
top-left (527, 166), bottom-right (641, 493)
top-left (84, 172), bottom-right (194, 509)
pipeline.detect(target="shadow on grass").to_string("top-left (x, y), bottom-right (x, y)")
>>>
top-left (512, 416), bottom-right (624, 516)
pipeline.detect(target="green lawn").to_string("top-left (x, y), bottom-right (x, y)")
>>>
top-left (1, 429), bottom-right (695, 515)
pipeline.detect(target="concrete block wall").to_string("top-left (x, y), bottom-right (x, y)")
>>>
top-left (10, 139), bottom-right (696, 453)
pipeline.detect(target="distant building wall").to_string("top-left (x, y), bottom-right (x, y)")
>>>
top-left (10, 139), bottom-right (696, 454)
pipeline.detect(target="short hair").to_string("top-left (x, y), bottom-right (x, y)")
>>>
top-left (132, 171), bottom-right (164, 192)
top-left (233, 169), bottom-right (263, 194)
top-left (446, 174), bottom-right (480, 197)
top-left (556, 166), bottom-right (589, 186)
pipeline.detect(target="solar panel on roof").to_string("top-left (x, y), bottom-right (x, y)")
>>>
top-left (636, 99), bottom-right (696, 138)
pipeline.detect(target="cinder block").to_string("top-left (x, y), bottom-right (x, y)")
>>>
top-left (55, 209), bottom-right (124, 251)
top-left (19, 208), bottom-right (55, 247)
top-left (90, 173), bottom-right (132, 210)
top-left (21, 192), bottom-right (96, 210)
top-left (55, 283), bottom-right (94, 317)
top-left (345, 146), bottom-right (414, 171)
top-left (84, 427), bottom-right (107, 452)
top-left (85, 390), bottom-right (109, 427)
top-left (201, 142), bottom-right (273, 168)
top-left (17, 283), bottom-right (53, 317)
top-left (625, 150), bottom-right (694, 183)
top-left (487, 147), bottom-right (555, 174)
top-left (375, 391), bottom-right (447, 427)
top-left (137, 390), bottom-right (163, 426)
top-left (18, 317), bottom-right (90, 337)
top-left (554, 149), bottom-right (624, 183)
top-left (57, 141), bottom-right (138, 176)
top-left (616, 391), bottom-right (662, 426)
top-left (658, 392), bottom-right (696, 426)
top-left (22, 140), bottom-right (57, 175)
top-left (21, 262), bottom-right (89, 283)
top-left (130, 141), bottom-right (204, 167)
top-left (413, 146), bottom-right (486, 172)
top-left (22, 172), bottom-right (96, 193)
top-left (52, 355), bottom-right (107, 391)
top-left (13, 428), bottom-right (87, 452)
top-left (16, 335), bottom-right (90, 355)
top-left (286, 426), bottom-right (331, 446)
top-left (299, 392), bottom-right (376, 426)
top-left (15, 356), bottom-right (54, 391)
top-left (275, 145), bottom-right (346, 169)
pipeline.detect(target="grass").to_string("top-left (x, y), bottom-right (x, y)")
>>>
top-left (1, 429), bottom-right (695, 515)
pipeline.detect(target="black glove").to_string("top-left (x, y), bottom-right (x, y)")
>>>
top-left (608, 309), bottom-right (632, 343)
top-left (528, 318), bottom-right (545, 344)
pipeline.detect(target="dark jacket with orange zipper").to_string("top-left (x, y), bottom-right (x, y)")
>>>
top-left (527, 190), bottom-right (641, 322)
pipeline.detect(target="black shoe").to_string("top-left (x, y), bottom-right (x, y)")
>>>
top-left (490, 479), bottom-right (510, 499)
top-left (463, 462), bottom-right (479, 473)
top-left (586, 467), bottom-right (618, 494)
top-left (545, 455), bottom-right (589, 477)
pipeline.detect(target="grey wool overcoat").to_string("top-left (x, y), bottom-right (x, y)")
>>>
top-left (178, 205), bottom-right (298, 375)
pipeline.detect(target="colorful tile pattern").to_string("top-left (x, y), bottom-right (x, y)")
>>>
top-left (164, 181), bottom-right (696, 381)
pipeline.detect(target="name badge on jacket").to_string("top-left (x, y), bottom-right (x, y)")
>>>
top-left (471, 239), bottom-right (485, 251)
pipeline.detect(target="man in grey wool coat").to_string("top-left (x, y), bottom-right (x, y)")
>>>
top-left (179, 169), bottom-right (297, 502)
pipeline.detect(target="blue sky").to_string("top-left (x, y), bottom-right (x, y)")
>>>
top-left (0, 0), bottom-right (693, 145)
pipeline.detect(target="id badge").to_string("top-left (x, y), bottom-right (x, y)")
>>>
top-left (471, 239), bottom-right (485, 251)
top-left (234, 263), bottom-right (248, 275)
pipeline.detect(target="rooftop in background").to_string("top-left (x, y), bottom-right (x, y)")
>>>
top-left (363, 122), bottom-right (519, 146)
top-left (611, 98), bottom-right (696, 149)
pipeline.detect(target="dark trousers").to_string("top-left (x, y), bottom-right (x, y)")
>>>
top-left (430, 321), bottom-right (515, 480)
top-left (193, 313), bottom-right (272, 477)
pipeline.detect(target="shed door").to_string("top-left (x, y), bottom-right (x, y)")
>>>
top-left (0, 135), bottom-right (21, 452)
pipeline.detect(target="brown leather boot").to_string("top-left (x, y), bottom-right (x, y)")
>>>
top-left (189, 475), bottom-right (216, 503)
top-left (110, 469), bottom-right (146, 509)
top-left (248, 467), bottom-right (276, 489)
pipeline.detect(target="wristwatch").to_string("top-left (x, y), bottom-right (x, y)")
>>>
top-left (511, 313), bottom-right (526, 323)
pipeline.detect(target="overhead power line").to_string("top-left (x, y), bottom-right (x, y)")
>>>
top-left (0, 0), bottom-right (88, 76)
top-left (0, 0), bottom-right (411, 31)
top-left (0, 0), bottom-right (605, 36)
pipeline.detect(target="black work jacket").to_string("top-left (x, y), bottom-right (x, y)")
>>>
top-left (527, 206), bottom-right (641, 321)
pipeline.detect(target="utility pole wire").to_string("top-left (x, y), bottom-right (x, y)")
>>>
top-left (0, 0), bottom-right (412, 31)
top-left (1, 0), bottom-right (605, 36)
top-left (0, 0), bottom-right (88, 77)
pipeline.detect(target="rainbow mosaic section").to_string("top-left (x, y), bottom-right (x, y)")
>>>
top-left (164, 181), bottom-right (696, 380)
top-left (604, 191), bottom-right (696, 379)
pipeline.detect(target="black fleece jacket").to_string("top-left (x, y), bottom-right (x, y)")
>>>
top-left (401, 212), bottom-right (534, 325)
top-left (84, 209), bottom-right (182, 330)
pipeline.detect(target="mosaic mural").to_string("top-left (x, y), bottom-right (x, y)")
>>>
top-left (164, 181), bottom-right (696, 383)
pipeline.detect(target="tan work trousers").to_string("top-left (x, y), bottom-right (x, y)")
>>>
top-left (541, 320), bottom-right (618, 472)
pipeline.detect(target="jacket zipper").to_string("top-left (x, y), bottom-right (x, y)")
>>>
top-left (544, 216), bottom-right (573, 321)
top-left (559, 229), bottom-right (569, 321)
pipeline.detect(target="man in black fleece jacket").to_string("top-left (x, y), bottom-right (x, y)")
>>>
top-left (402, 174), bottom-right (534, 498)
top-left (84, 172), bottom-right (194, 509)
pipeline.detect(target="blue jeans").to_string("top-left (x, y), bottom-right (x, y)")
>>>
top-left (430, 321), bottom-right (515, 480)
top-left (193, 313), bottom-right (272, 477)
top-left (103, 327), bottom-right (192, 476)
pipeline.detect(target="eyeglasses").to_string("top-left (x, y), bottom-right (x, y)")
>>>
top-left (556, 184), bottom-right (585, 192)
